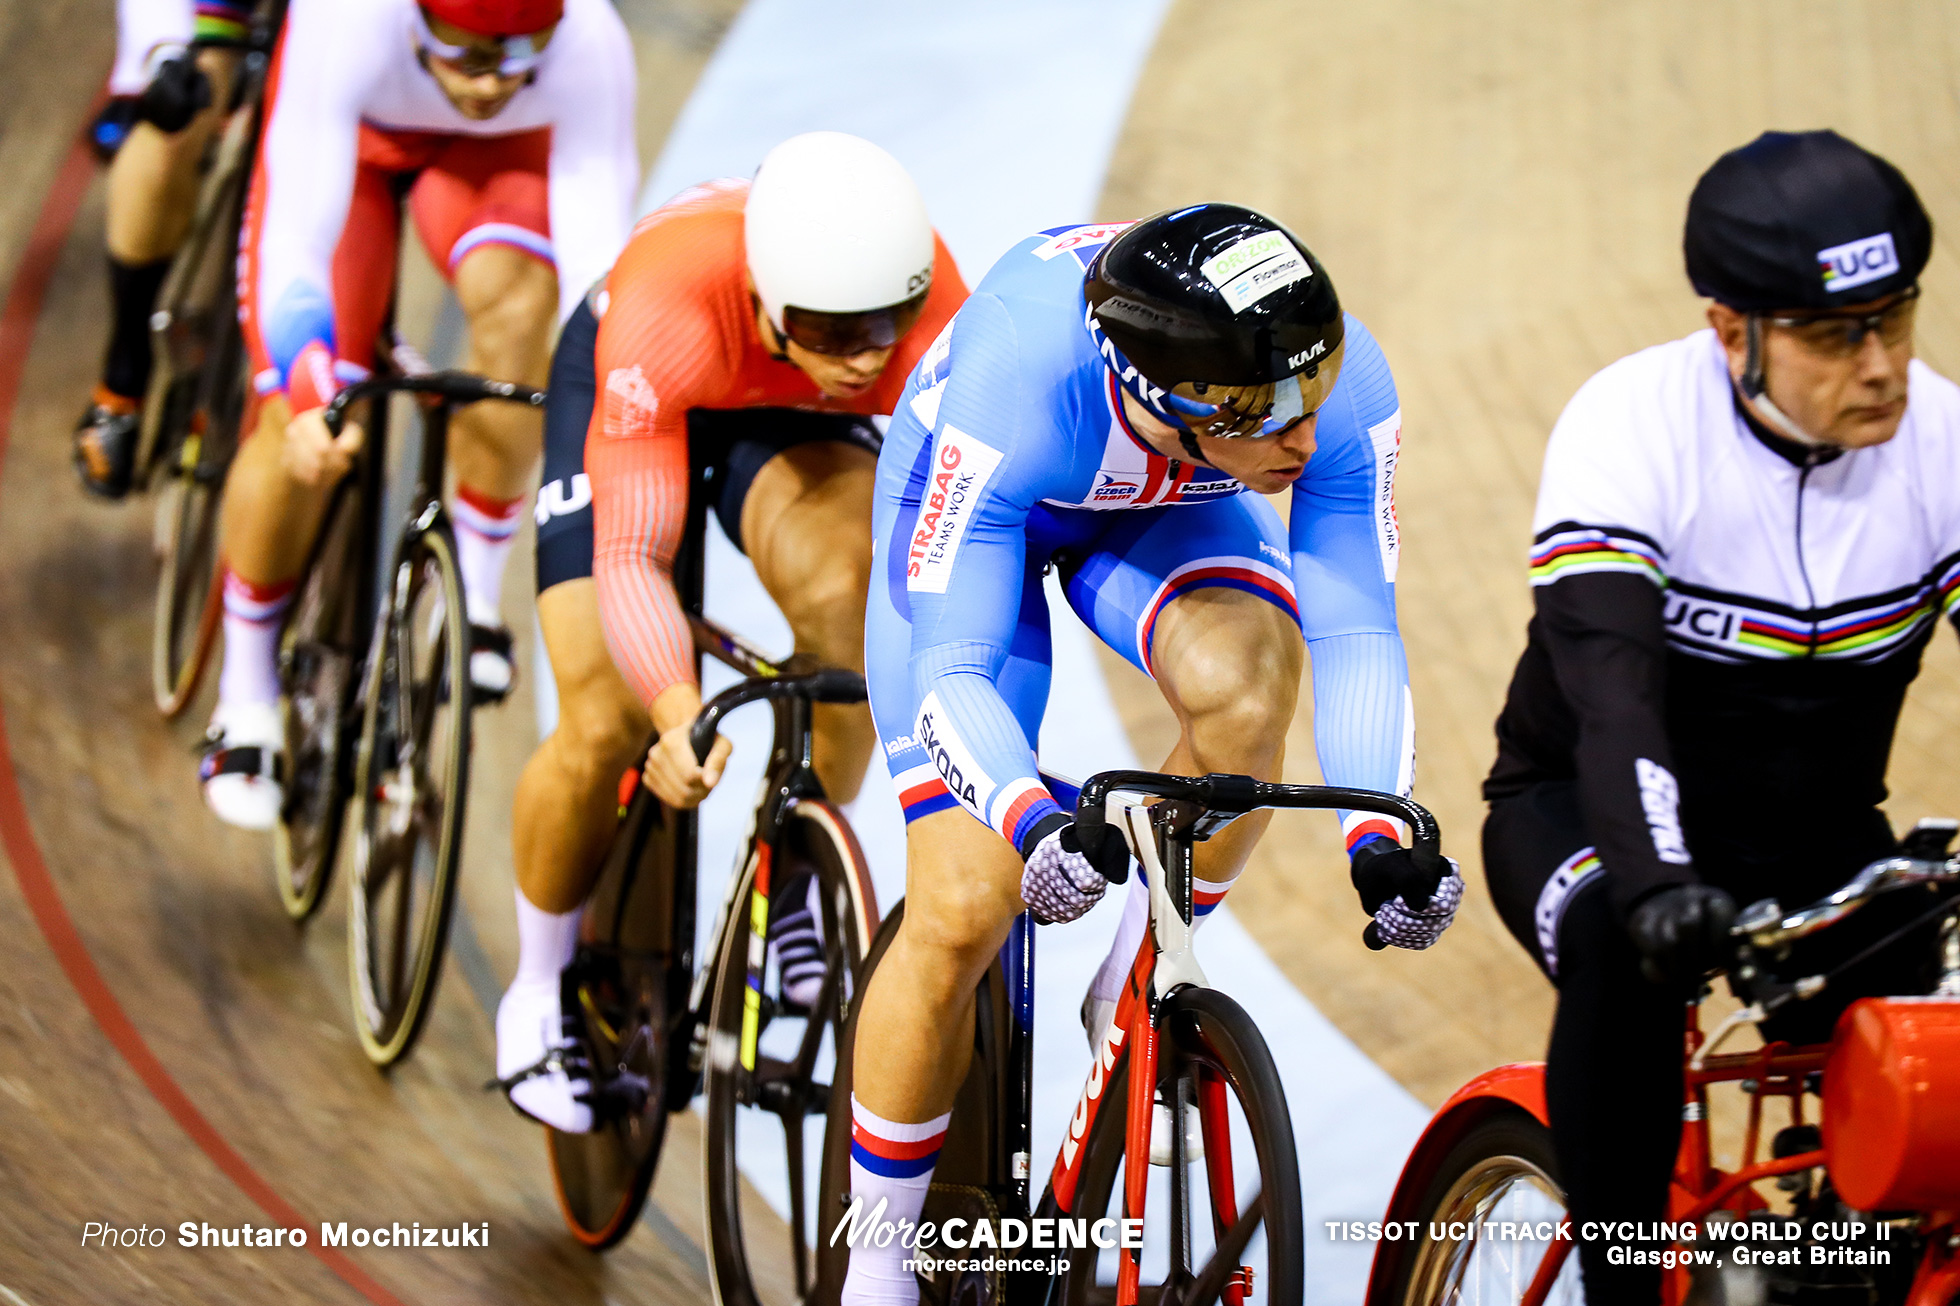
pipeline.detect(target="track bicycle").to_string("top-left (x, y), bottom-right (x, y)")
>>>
top-left (538, 478), bottom-right (879, 1306)
top-left (140, 1), bottom-right (288, 718)
top-left (1368, 822), bottom-right (1960, 1306)
top-left (265, 357), bottom-right (543, 1070)
top-left (816, 770), bottom-right (1446, 1305)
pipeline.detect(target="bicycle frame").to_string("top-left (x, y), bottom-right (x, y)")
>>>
top-left (1369, 850), bottom-right (1960, 1306)
top-left (1020, 772), bottom-right (1441, 1306)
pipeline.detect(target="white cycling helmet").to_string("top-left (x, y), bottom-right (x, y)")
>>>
top-left (745, 131), bottom-right (936, 356)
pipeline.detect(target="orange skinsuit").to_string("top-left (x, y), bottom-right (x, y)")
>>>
top-left (586, 178), bottom-right (969, 705)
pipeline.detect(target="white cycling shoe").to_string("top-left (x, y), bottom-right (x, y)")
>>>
top-left (468, 623), bottom-right (515, 703)
top-left (494, 975), bottom-right (593, 1133)
top-left (198, 702), bottom-right (284, 831)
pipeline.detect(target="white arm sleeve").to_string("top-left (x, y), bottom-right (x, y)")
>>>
top-left (541, 0), bottom-right (639, 322)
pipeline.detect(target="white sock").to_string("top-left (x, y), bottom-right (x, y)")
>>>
top-left (512, 886), bottom-right (581, 990)
top-left (1091, 875), bottom-right (1150, 1005)
top-left (450, 487), bottom-right (525, 627)
top-left (1089, 858), bottom-right (1240, 1006)
top-left (839, 1097), bottom-right (949, 1306)
top-left (216, 570), bottom-right (294, 712)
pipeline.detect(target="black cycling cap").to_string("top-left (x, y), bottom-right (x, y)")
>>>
top-left (1684, 130), bottom-right (1931, 312)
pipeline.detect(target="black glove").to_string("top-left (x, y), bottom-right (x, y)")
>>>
top-left (1351, 840), bottom-right (1445, 914)
top-left (1627, 884), bottom-right (1736, 987)
top-left (1018, 813), bottom-right (1130, 926)
top-left (136, 54), bottom-right (212, 133)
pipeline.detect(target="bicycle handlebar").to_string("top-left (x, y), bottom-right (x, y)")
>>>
top-left (688, 669), bottom-right (868, 764)
top-left (1733, 850), bottom-right (1960, 949)
top-left (1074, 770), bottom-right (1441, 861)
top-left (321, 371), bottom-right (546, 436)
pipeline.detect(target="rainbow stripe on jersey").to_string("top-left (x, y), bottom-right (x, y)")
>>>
top-left (1529, 523), bottom-right (1666, 588)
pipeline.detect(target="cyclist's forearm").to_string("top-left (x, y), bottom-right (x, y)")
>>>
top-left (1538, 571), bottom-right (1699, 908)
top-left (1308, 631), bottom-right (1413, 850)
top-left (913, 650), bottom-right (1060, 855)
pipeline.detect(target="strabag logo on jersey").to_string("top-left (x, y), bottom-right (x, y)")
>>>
top-left (1634, 758), bottom-right (1692, 865)
top-left (1200, 232), bottom-right (1310, 315)
top-left (1817, 233), bottom-right (1899, 294)
top-left (1367, 410), bottom-right (1403, 583)
top-left (908, 425), bottom-right (1004, 594)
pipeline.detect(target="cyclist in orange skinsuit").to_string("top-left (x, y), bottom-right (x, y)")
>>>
top-left (499, 134), bottom-right (968, 1131)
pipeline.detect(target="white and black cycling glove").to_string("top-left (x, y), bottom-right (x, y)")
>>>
top-left (1351, 839), bottom-right (1464, 951)
top-left (1019, 814), bottom-right (1129, 925)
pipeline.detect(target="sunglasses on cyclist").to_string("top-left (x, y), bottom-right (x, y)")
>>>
top-left (778, 290), bottom-right (930, 358)
top-left (412, 7), bottom-right (550, 78)
top-left (1764, 285), bottom-right (1919, 358)
top-left (1158, 341), bottom-right (1346, 440)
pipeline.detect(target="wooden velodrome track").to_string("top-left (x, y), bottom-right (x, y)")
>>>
top-left (5, 1), bottom-right (1960, 1302)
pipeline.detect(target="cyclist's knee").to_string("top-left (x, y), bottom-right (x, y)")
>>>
top-left (1166, 640), bottom-right (1299, 768)
top-left (551, 683), bottom-right (647, 790)
top-left (776, 567), bottom-right (870, 665)
top-left (456, 246), bottom-right (557, 375)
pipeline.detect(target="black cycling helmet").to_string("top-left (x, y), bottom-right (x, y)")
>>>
top-left (1684, 130), bottom-right (1931, 312)
top-left (1085, 204), bottom-right (1344, 442)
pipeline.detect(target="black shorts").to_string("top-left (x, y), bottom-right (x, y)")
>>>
top-left (534, 297), bottom-right (882, 595)
top-left (1483, 779), bottom-right (1944, 1043)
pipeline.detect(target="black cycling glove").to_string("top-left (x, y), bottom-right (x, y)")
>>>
top-left (1627, 883), bottom-right (1736, 987)
top-left (1351, 838), bottom-right (1464, 951)
top-left (137, 54), bottom-right (212, 134)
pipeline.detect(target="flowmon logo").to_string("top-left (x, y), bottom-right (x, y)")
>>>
top-left (1818, 232), bottom-right (1899, 294)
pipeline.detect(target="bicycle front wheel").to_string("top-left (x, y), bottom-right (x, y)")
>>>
top-left (1383, 1110), bottom-right (1580, 1306)
top-left (1064, 985), bottom-right (1304, 1306)
top-left (272, 479), bottom-right (363, 920)
top-left (347, 523), bottom-right (472, 1066)
top-left (702, 799), bottom-right (878, 1306)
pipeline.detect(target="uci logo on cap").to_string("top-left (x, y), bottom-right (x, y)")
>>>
top-left (1817, 232), bottom-right (1899, 293)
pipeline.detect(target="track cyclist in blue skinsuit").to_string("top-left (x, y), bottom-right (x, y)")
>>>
top-left (837, 204), bottom-right (1467, 1304)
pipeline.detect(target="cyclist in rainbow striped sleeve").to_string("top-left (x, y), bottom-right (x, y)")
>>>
top-left (1483, 131), bottom-right (1960, 1305)
top-left (844, 205), bottom-right (1463, 1304)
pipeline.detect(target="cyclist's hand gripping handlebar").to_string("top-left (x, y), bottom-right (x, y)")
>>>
top-left (1070, 772), bottom-right (1455, 950)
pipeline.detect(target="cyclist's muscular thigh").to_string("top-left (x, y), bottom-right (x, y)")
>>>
top-left (744, 441), bottom-right (878, 803)
top-left (219, 395), bottom-right (340, 586)
top-left (851, 809), bottom-right (1025, 1121)
top-left (512, 579), bottom-right (650, 913)
top-left (1150, 584), bottom-right (1304, 874)
top-left (104, 51), bottom-right (237, 263)
top-left (451, 244), bottom-right (556, 499)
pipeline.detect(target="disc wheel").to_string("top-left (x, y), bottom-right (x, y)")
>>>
top-left (271, 481), bottom-right (362, 920)
top-left (703, 799), bottom-right (877, 1306)
top-left (1384, 1111), bottom-right (1579, 1306)
top-left (347, 525), bottom-right (472, 1066)
top-left (547, 783), bottom-right (692, 1250)
top-left (1063, 986), bottom-right (1305, 1306)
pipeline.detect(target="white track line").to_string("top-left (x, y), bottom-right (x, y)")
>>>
top-left (617, 2), bottom-right (1426, 1295)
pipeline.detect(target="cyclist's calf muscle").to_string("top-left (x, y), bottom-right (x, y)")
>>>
top-left (513, 580), bottom-right (650, 913)
top-left (853, 808), bottom-right (1027, 1121)
top-left (219, 395), bottom-right (345, 586)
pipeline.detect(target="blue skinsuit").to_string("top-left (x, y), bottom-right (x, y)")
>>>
top-left (867, 222), bottom-right (1415, 862)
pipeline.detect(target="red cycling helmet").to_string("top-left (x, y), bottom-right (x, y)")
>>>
top-left (420, 0), bottom-right (564, 36)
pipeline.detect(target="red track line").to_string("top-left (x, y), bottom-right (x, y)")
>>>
top-left (0, 122), bottom-right (407, 1306)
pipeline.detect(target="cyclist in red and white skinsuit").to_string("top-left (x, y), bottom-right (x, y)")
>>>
top-left (198, 0), bottom-right (637, 828)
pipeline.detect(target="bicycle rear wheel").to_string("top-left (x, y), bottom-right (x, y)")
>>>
top-left (1383, 1111), bottom-right (1580, 1306)
top-left (702, 799), bottom-right (878, 1306)
top-left (1063, 985), bottom-right (1304, 1306)
top-left (272, 480), bottom-right (363, 920)
top-left (347, 522), bottom-right (471, 1065)
top-left (547, 778), bottom-right (694, 1250)
top-left (146, 105), bottom-right (253, 717)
